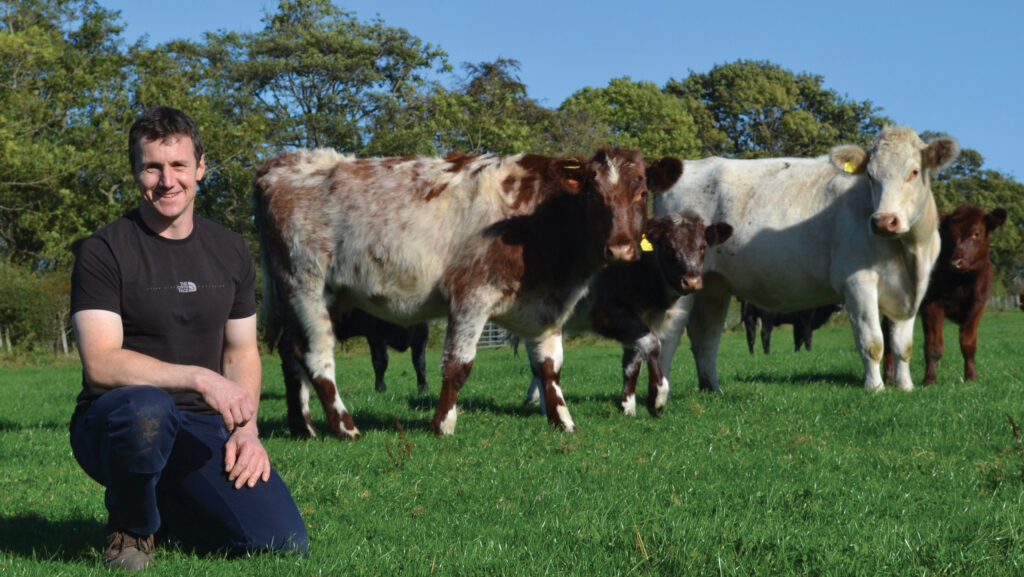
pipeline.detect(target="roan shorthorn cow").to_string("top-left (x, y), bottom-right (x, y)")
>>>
top-left (254, 148), bottom-right (682, 439)
top-left (739, 301), bottom-right (842, 355)
top-left (654, 126), bottom-right (960, 393)
top-left (524, 210), bottom-right (733, 416)
top-left (883, 204), bottom-right (1007, 385)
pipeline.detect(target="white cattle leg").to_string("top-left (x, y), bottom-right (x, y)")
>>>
top-left (843, 282), bottom-right (886, 392)
top-left (656, 294), bottom-right (695, 391)
top-left (289, 290), bottom-right (360, 440)
top-left (686, 289), bottom-right (731, 392)
top-left (431, 312), bottom-right (490, 436)
top-left (529, 333), bottom-right (577, 432)
top-left (886, 317), bottom-right (916, 392)
top-left (523, 345), bottom-right (544, 409)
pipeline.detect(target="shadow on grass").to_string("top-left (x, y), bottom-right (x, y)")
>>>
top-left (0, 514), bottom-right (101, 562)
top-left (732, 371), bottom-right (862, 387)
top-left (0, 419), bottom-right (69, 433)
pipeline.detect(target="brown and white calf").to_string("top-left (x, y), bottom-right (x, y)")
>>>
top-left (254, 148), bottom-right (682, 439)
top-left (884, 204), bottom-right (1006, 384)
top-left (526, 210), bottom-right (732, 416)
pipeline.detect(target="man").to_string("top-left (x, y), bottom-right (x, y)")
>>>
top-left (70, 107), bottom-right (308, 571)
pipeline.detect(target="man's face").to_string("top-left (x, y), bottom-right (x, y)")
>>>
top-left (134, 135), bottom-right (205, 226)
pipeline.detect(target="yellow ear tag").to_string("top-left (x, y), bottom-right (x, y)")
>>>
top-left (640, 235), bottom-right (654, 252)
top-left (564, 162), bottom-right (581, 170)
top-left (843, 161), bottom-right (855, 174)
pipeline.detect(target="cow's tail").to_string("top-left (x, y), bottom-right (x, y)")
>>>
top-left (252, 173), bottom-right (282, 349)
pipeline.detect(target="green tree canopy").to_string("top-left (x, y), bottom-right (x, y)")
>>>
top-left (665, 59), bottom-right (888, 158)
top-left (560, 77), bottom-right (700, 160)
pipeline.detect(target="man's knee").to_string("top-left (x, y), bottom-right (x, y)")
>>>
top-left (105, 387), bottom-right (181, 471)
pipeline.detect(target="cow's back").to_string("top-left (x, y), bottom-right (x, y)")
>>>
top-left (255, 150), bottom-right (529, 323)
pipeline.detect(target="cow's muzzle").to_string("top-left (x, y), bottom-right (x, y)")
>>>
top-left (680, 275), bottom-right (703, 293)
top-left (605, 242), bottom-right (639, 263)
top-left (870, 213), bottom-right (902, 237)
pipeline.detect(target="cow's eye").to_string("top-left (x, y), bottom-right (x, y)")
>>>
top-left (907, 168), bottom-right (920, 182)
top-left (635, 190), bottom-right (648, 202)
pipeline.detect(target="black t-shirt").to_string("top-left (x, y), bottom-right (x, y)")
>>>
top-left (71, 209), bottom-right (257, 413)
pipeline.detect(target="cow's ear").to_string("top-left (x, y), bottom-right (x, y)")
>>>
top-left (924, 136), bottom-right (960, 172)
top-left (705, 222), bottom-right (734, 247)
top-left (830, 145), bottom-right (868, 175)
top-left (646, 157), bottom-right (683, 194)
top-left (559, 158), bottom-right (585, 194)
top-left (987, 208), bottom-right (1008, 231)
top-left (644, 216), bottom-right (669, 243)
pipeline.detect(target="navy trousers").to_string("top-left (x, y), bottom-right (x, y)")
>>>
top-left (70, 386), bottom-right (308, 556)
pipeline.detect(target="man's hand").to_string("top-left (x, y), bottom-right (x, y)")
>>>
top-left (224, 427), bottom-right (271, 489)
top-left (200, 374), bottom-right (257, 432)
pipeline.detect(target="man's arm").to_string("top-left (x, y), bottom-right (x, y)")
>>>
top-left (72, 309), bottom-right (256, 431)
top-left (220, 314), bottom-right (272, 489)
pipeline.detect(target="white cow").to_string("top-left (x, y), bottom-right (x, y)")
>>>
top-left (655, 126), bottom-right (960, 393)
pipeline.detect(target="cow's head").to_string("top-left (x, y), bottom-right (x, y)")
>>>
top-left (830, 127), bottom-right (959, 238)
top-left (562, 149), bottom-right (682, 264)
top-left (940, 204), bottom-right (1007, 274)
top-left (644, 210), bottom-right (733, 294)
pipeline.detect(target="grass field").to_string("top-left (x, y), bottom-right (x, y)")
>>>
top-left (2, 312), bottom-right (1024, 576)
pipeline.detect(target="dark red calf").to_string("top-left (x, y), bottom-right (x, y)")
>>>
top-left (884, 204), bottom-right (1006, 384)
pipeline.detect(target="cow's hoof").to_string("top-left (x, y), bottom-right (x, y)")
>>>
top-left (375, 383), bottom-right (387, 393)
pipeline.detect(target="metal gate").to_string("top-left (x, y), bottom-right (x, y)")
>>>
top-left (477, 321), bottom-right (510, 349)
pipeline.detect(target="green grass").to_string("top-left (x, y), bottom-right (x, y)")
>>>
top-left (3, 312), bottom-right (1024, 575)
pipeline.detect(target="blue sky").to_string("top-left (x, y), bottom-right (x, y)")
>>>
top-left (102, 0), bottom-right (1023, 180)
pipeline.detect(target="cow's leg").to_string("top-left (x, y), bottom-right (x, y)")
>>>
top-left (921, 305), bottom-right (945, 385)
top-left (367, 335), bottom-right (390, 392)
top-left (657, 294), bottom-right (694, 390)
top-left (887, 317), bottom-right (916, 392)
top-left (523, 345), bottom-right (544, 409)
top-left (959, 314), bottom-right (981, 381)
top-left (844, 283), bottom-right (886, 392)
top-left (688, 287), bottom-right (730, 392)
top-left (291, 291), bottom-right (360, 440)
top-left (528, 332), bottom-right (577, 432)
top-left (619, 346), bottom-right (642, 416)
top-left (409, 323), bottom-right (430, 393)
top-left (278, 332), bottom-right (316, 438)
top-left (743, 314), bottom-right (756, 355)
top-left (761, 323), bottom-right (772, 355)
top-left (595, 307), bottom-right (668, 416)
top-left (880, 317), bottom-right (894, 383)
top-left (432, 313), bottom-right (489, 437)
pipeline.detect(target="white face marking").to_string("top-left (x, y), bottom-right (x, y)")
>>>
top-left (439, 405), bottom-right (458, 435)
top-left (621, 394), bottom-right (637, 416)
top-left (606, 158), bottom-right (620, 185)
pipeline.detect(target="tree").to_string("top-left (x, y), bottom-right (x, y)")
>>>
top-left (560, 77), bottom-right (700, 160)
top-left (429, 58), bottom-right (550, 155)
top-left (0, 0), bottom-right (134, 269)
top-left (664, 60), bottom-right (887, 158)
top-left (206, 0), bottom-right (449, 153)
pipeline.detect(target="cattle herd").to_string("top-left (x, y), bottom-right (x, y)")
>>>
top-left (251, 126), bottom-right (1010, 440)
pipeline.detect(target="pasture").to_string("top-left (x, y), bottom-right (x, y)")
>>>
top-left (2, 312), bottom-right (1024, 575)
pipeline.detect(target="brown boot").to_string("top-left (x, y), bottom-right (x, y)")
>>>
top-left (103, 525), bottom-right (155, 572)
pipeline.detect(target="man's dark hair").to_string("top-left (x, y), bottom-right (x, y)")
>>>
top-left (128, 106), bottom-right (205, 174)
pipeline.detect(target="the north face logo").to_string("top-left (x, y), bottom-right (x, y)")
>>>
top-left (177, 281), bottom-right (197, 294)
